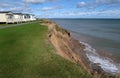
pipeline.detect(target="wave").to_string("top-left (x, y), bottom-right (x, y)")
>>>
top-left (79, 41), bottom-right (120, 74)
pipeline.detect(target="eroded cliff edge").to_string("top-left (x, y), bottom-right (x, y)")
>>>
top-left (40, 19), bottom-right (118, 78)
top-left (41, 20), bottom-right (91, 72)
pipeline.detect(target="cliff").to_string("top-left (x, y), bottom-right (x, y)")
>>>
top-left (41, 19), bottom-right (91, 72)
top-left (40, 19), bottom-right (118, 78)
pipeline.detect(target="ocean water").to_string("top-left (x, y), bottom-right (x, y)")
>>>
top-left (50, 19), bottom-right (120, 74)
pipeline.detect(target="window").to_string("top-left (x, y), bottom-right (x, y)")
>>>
top-left (7, 14), bottom-right (13, 19)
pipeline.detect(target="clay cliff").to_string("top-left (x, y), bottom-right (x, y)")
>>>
top-left (40, 19), bottom-right (120, 78)
top-left (41, 19), bottom-right (90, 72)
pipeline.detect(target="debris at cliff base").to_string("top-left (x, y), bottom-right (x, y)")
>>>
top-left (40, 19), bottom-right (119, 78)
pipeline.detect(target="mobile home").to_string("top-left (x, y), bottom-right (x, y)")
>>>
top-left (0, 11), bottom-right (14, 23)
top-left (14, 13), bottom-right (23, 23)
top-left (0, 11), bottom-right (36, 23)
top-left (23, 14), bottom-right (31, 22)
top-left (30, 14), bottom-right (36, 21)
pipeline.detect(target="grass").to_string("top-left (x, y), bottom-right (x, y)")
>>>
top-left (0, 23), bottom-right (15, 26)
top-left (0, 21), bottom-right (36, 26)
top-left (0, 22), bottom-right (92, 78)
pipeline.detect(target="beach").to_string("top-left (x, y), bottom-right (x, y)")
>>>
top-left (48, 19), bottom-right (120, 77)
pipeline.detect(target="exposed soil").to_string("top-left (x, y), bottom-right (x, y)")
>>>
top-left (40, 19), bottom-right (119, 78)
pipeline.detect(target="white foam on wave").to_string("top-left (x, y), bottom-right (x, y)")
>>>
top-left (80, 41), bottom-right (120, 74)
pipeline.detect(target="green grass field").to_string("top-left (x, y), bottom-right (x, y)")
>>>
top-left (0, 22), bottom-right (92, 78)
top-left (0, 24), bottom-right (13, 26)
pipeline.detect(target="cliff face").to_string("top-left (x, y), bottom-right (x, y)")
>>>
top-left (41, 20), bottom-right (90, 72)
top-left (49, 23), bottom-right (83, 63)
top-left (40, 20), bottom-right (120, 78)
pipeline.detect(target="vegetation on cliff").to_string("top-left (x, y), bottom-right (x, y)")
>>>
top-left (41, 19), bottom-right (120, 78)
top-left (0, 21), bottom-right (92, 78)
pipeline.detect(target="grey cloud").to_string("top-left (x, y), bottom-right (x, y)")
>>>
top-left (77, 0), bottom-right (120, 8)
top-left (77, 1), bottom-right (97, 9)
top-left (0, 1), bottom-right (34, 14)
top-left (77, 2), bottom-right (86, 8)
top-left (57, 10), bottom-right (120, 17)
top-left (40, 6), bottom-right (64, 11)
top-left (36, 9), bottom-right (120, 18)
top-left (23, 0), bottom-right (59, 4)
top-left (96, 0), bottom-right (120, 4)
top-left (23, 0), bottom-right (45, 4)
top-left (48, 0), bottom-right (59, 2)
top-left (4, 2), bottom-right (32, 13)
top-left (9, 5), bottom-right (33, 13)
top-left (13, 2), bottom-right (27, 6)
top-left (0, 3), bottom-right (12, 8)
top-left (10, 6), bottom-right (26, 12)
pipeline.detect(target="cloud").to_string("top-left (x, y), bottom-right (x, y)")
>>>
top-left (13, 2), bottom-right (27, 6)
top-left (77, 0), bottom-right (120, 9)
top-left (0, 3), bottom-right (12, 8)
top-left (10, 7), bottom-right (24, 12)
top-left (40, 5), bottom-right (63, 11)
top-left (77, 2), bottom-right (86, 8)
top-left (38, 9), bottom-right (120, 18)
top-left (23, 0), bottom-right (45, 4)
top-left (96, 0), bottom-right (120, 4)
top-left (77, 1), bottom-right (97, 9)
top-left (9, 5), bottom-right (33, 13)
top-left (0, 1), bottom-right (34, 13)
top-left (23, 0), bottom-right (59, 4)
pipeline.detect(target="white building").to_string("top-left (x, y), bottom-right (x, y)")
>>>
top-left (22, 14), bottom-right (36, 22)
top-left (0, 11), bottom-right (36, 23)
top-left (30, 14), bottom-right (36, 21)
top-left (14, 13), bottom-right (23, 23)
top-left (0, 11), bottom-right (14, 23)
top-left (23, 14), bottom-right (31, 22)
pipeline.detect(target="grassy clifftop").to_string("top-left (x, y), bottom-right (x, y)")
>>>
top-left (0, 21), bottom-right (92, 78)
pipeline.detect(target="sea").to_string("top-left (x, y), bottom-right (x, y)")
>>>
top-left (50, 18), bottom-right (120, 74)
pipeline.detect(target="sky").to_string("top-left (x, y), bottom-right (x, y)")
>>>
top-left (0, 0), bottom-right (120, 18)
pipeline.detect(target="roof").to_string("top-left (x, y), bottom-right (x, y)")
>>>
top-left (29, 14), bottom-right (34, 15)
top-left (14, 13), bottom-right (23, 15)
top-left (0, 11), bottom-right (35, 16)
top-left (0, 11), bottom-right (12, 13)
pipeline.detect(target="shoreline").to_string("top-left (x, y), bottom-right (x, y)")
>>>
top-left (71, 31), bottom-right (120, 73)
top-left (71, 31), bottom-right (120, 59)
top-left (40, 19), bottom-right (120, 78)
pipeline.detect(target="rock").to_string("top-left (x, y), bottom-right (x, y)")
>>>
top-left (90, 63), bottom-right (104, 75)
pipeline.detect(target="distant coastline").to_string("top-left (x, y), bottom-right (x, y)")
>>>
top-left (49, 18), bottom-right (120, 20)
